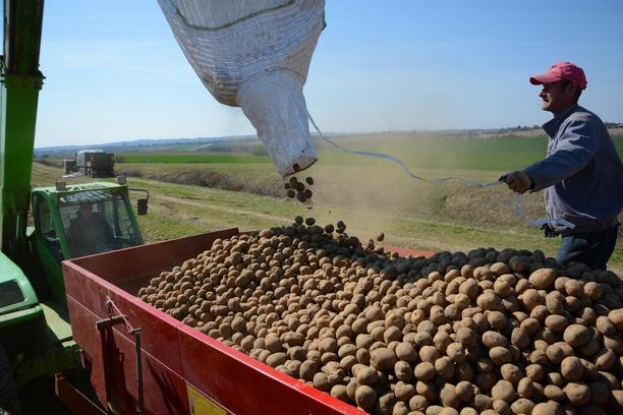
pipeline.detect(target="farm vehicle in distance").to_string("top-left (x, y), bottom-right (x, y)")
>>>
top-left (63, 149), bottom-right (115, 178)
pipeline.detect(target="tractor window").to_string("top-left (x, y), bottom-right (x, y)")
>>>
top-left (59, 190), bottom-right (142, 258)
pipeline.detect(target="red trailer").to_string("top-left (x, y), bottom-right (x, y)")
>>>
top-left (61, 229), bottom-right (433, 414)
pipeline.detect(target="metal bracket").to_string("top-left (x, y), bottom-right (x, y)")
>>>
top-left (96, 297), bottom-right (144, 413)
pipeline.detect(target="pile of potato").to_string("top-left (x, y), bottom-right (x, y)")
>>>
top-left (138, 218), bottom-right (623, 415)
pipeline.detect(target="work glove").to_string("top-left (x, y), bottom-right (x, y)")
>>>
top-left (541, 224), bottom-right (560, 238)
top-left (500, 171), bottom-right (534, 194)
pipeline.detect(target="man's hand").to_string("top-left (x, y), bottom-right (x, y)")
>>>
top-left (501, 171), bottom-right (533, 194)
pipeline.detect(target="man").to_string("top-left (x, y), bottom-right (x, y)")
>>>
top-left (68, 203), bottom-right (114, 257)
top-left (503, 61), bottom-right (623, 270)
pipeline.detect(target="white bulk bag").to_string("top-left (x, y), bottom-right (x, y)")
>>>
top-left (157, 0), bottom-right (325, 177)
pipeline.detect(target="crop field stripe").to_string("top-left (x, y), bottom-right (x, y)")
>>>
top-left (119, 153), bottom-right (271, 164)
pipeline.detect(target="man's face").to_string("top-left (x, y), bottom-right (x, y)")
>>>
top-left (538, 80), bottom-right (577, 115)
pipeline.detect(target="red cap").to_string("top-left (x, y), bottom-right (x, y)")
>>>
top-left (529, 61), bottom-right (587, 89)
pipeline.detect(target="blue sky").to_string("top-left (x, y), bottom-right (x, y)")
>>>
top-left (33, 1), bottom-right (623, 148)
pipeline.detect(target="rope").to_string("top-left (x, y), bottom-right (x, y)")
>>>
top-left (305, 109), bottom-right (575, 231)
top-left (106, 296), bottom-right (138, 334)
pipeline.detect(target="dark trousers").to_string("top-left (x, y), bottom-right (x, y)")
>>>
top-left (557, 223), bottom-right (620, 270)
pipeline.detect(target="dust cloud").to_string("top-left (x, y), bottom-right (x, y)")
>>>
top-left (291, 133), bottom-right (456, 245)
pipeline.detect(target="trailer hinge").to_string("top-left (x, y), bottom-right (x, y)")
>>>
top-left (96, 297), bottom-right (144, 413)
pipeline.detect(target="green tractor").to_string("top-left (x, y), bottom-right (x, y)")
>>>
top-left (0, 0), bottom-right (148, 412)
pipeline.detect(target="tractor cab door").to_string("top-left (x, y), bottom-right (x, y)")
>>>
top-left (30, 192), bottom-right (67, 302)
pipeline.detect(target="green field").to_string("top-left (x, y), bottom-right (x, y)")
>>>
top-left (117, 152), bottom-right (271, 164)
top-left (35, 129), bottom-right (623, 274)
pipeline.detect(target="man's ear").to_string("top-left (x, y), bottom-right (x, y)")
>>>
top-left (566, 82), bottom-right (579, 95)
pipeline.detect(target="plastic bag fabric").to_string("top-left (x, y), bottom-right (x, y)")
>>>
top-left (157, 0), bottom-right (325, 177)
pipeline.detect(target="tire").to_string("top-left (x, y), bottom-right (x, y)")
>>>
top-left (0, 344), bottom-right (20, 415)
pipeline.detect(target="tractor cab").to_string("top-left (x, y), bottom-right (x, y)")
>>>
top-left (29, 180), bottom-right (147, 304)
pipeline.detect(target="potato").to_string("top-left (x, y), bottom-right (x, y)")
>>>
top-left (355, 365), bottom-right (379, 385)
top-left (486, 310), bottom-right (507, 330)
top-left (603, 333), bottom-right (623, 354)
top-left (568, 276), bottom-right (588, 293)
top-left (563, 324), bottom-right (591, 347)
top-left (608, 309), bottom-right (623, 331)
top-left (477, 292), bottom-right (505, 312)
top-left (472, 394), bottom-right (494, 412)
top-left (446, 342), bottom-right (467, 363)
top-left (416, 380), bottom-right (438, 402)
top-left (408, 394), bottom-right (429, 412)
top-left (595, 315), bottom-right (616, 335)
top-left (414, 361), bottom-right (436, 382)
top-left (510, 327), bottom-right (530, 349)
top-left (425, 405), bottom-right (445, 415)
top-left (520, 317), bottom-right (541, 335)
top-left (491, 379), bottom-right (515, 403)
top-left (375, 391), bottom-right (396, 415)
top-left (419, 345), bottom-right (441, 363)
top-left (508, 255), bottom-right (531, 274)
top-left (482, 331), bottom-right (508, 348)
top-left (510, 398), bottom-right (535, 415)
top-left (532, 401), bottom-right (564, 415)
top-left (370, 347), bottom-right (397, 372)
top-left (434, 356), bottom-right (455, 381)
top-left (455, 380), bottom-right (474, 402)
top-left (516, 377), bottom-right (534, 399)
top-left (391, 401), bottom-right (409, 415)
top-left (298, 359), bottom-right (319, 381)
top-left (330, 384), bottom-right (348, 402)
top-left (395, 342), bottom-right (418, 363)
top-left (525, 364), bottom-right (544, 381)
top-left (521, 288), bottom-right (545, 310)
top-left (312, 372), bottom-right (329, 390)
top-left (564, 382), bottom-right (591, 406)
top-left (500, 363), bottom-right (522, 385)
top-left (455, 361), bottom-right (474, 382)
top-left (355, 384), bottom-right (377, 409)
top-left (560, 356), bottom-right (584, 381)
top-left (544, 384), bottom-right (565, 401)
top-left (490, 262), bottom-right (511, 276)
top-left (583, 281), bottom-right (603, 301)
top-left (473, 372), bottom-right (497, 393)
top-left (489, 346), bottom-right (513, 366)
top-left (610, 390), bottom-right (623, 409)
top-left (593, 347), bottom-right (616, 370)
top-left (439, 384), bottom-right (460, 409)
top-left (529, 268), bottom-right (556, 290)
top-left (544, 314), bottom-right (569, 332)
top-left (455, 327), bottom-right (479, 349)
top-left (394, 360), bottom-right (412, 382)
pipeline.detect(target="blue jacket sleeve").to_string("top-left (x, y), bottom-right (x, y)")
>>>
top-left (524, 115), bottom-right (599, 191)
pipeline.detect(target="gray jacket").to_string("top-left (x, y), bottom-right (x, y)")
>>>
top-left (524, 104), bottom-right (623, 234)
